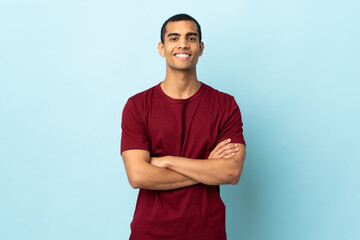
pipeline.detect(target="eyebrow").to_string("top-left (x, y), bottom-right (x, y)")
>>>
top-left (167, 32), bottom-right (199, 38)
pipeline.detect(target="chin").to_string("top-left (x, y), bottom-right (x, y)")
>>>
top-left (173, 65), bottom-right (195, 70)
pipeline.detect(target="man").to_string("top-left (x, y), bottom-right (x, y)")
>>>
top-left (121, 13), bottom-right (246, 240)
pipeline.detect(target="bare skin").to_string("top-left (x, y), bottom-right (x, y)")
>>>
top-left (122, 20), bottom-right (246, 190)
top-left (122, 139), bottom-right (243, 190)
top-left (151, 141), bottom-right (246, 186)
top-left (157, 20), bottom-right (204, 99)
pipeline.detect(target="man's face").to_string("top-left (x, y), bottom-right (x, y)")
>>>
top-left (158, 20), bottom-right (204, 71)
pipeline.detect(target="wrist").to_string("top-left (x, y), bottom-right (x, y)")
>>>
top-left (164, 156), bottom-right (174, 168)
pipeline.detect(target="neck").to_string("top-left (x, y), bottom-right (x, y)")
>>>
top-left (161, 67), bottom-right (201, 99)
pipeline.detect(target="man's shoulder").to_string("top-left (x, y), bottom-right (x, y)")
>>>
top-left (123, 83), bottom-right (160, 114)
top-left (127, 83), bottom-right (159, 103)
top-left (202, 82), bottom-right (235, 103)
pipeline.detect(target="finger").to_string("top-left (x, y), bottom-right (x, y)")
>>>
top-left (214, 139), bottom-right (232, 151)
top-left (218, 143), bottom-right (239, 156)
top-left (219, 145), bottom-right (240, 158)
top-left (209, 139), bottom-right (234, 159)
top-left (219, 150), bottom-right (235, 158)
top-left (218, 143), bottom-right (237, 152)
top-left (222, 147), bottom-right (239, 157)
top-left (223, 153), bottom-right (236, 159)
top-left (213, 139), bottom-right (232, 152)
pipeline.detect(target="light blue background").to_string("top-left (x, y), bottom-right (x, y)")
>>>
top-left (1, 0), bottom-right (359, 239)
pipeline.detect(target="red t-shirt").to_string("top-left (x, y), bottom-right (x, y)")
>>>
top-left (121, 82), bottom-right (245, 240)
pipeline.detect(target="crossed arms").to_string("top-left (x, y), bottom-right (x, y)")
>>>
top-left (122, 139), bottom-right (246, 190)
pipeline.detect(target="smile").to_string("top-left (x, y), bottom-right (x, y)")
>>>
top-left (174, 53), bottom-right (190, 59)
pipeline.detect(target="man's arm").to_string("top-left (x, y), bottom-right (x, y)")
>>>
top-left (151, 143), bottom-right (246, 186)
top-left (122, 139), bottom-right (239, 190)
top-left (122, 149), bottom-right (198, 190)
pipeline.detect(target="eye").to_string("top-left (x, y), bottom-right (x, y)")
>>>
top-left (188, 37), bottom-right (197, 41)
top-left (170, 37), bottom-right (177, 42)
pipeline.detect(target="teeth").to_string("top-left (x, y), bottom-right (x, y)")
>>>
top-left (176, 54), bottom-right (189, 57)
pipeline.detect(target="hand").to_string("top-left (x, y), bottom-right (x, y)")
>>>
top-left (150, 156), bottom-right (167, 168)
top-left (208, 139), bottom-right (240, 159)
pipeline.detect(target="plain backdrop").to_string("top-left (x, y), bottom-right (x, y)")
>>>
top-left (1, 0), bottom-right (359, 239)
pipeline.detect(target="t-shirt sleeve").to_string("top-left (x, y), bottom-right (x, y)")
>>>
top-left (216, 96), bottom-right (246, 146)
top-left (121, 97), bottom-right (151, 154)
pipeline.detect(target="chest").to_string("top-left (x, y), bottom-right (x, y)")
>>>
top-left (146, 99), bottom-right (222, 158)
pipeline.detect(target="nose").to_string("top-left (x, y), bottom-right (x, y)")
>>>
top-left (177, 38), bottom-right (189, 49)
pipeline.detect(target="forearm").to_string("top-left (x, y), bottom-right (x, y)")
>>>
top-left (122, 149), bottom-right (198, 191)
top-left (164, 157), bottom-right (239, 185)
top-left (159, 145), bottom-right (246, 185)
top-left (131, 162), bottom-right (198, 190)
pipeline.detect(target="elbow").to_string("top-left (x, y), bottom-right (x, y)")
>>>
top-left (229, 172), bottom-right (240, 185)
top-left (129, 182), bottom-right (140, 189)
top-left (228, 153), bottom-right (245, 185)
top-left (230, 174), bottom-right (240, 185)
top-left (228, 168), bottom-right (243, 185)
top-left (128, 178), bottom-right (139, 189)
top-left (128, 174), bottom-right (143, 189)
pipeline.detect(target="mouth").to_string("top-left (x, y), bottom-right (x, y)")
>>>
top-left (174, 53), bottom-right (191, 60)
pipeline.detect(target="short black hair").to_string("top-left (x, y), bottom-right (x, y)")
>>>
top-left (160, 13), bottom-right (202, 44)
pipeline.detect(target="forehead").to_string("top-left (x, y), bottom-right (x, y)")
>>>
top-left (165, 20), bottom-right (198, 34)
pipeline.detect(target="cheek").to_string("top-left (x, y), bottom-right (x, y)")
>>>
top-left (163, 48), bottom-right (170, 55)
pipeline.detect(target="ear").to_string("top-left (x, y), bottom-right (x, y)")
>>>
top-left (158, 42), bottom-right (165, 57)
top-left (199, 42), bottom-right (204, 57)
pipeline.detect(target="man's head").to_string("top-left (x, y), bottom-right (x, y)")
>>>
top-left (158, 14), bottom-right (204, 72)
top-left (160, 13), bottom-right (202, 44)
